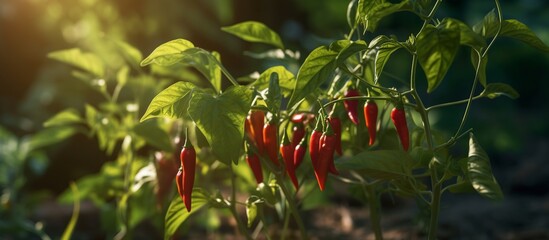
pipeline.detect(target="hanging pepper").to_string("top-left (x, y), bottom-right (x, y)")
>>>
top-left (280, 133), bottom-right (299, 189)
top-left (344, 88), bottom-right (361, 125)
top-left (364, 100), bottom-right (378, 146)
top-left (391, 106), bottom-right (409, 151)
top-left (327, 115), bottom-right (342, 156)
top-left (245, 148), bottom-right (263, 184)
top-left (293, 134), bottom-right (307, 168)
top-left (309, 119), bottom-right (322, 171)
top-left (291, 123), bottom-right (306, 150)
top-left (319, 131), bottom-right (339, 176)
top-left (263, 119), bottom-right (279, 166)
top-left (178, 133), bottom-right (196, 212)
top-left (247, 110), bottom-right (265, 154)
top-left (316, 130), bottom-right (337, 191)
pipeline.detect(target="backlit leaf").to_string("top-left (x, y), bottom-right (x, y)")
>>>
top-left (481, 83), bottom-right (519, 99)
top-left (140, 39), bottom-right (195, 66)
top-left (140, 81), bottom-right (195, 122)
top-left (466, 133), bottom-right (503, 200)
top-left (336, 150), bottom-right (413, 179)
top-left (48, 48), bottom-right (105, 77)
top-left (221, 21), bottom-right (284, 49)
top-left (164, 191), bottom-right (208, 240)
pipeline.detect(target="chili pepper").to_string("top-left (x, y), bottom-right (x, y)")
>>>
top-left (179, 134), bottom-right (196, 212)
top-left (247, 111), bottom-right (265, 154)
top-left (309, 120), bottom-right (322, 171)
top-left (280, 133), bottom-right (299, 189)
top-left (344, 88), bottom-right (361, 125)
top-left (154, 151), bottom-right (179, 207)
top-left (246, 150), bottom-right (263, 184)
top-left (391, 106), bottom-right (409, 151)
top-left (327, 116), bottom-right (342, 156)
top-left (291, 113), bottom-right (307, 124)
top-left (263, 119), bottom-right (279, 166)
top-left (319, 132), bottom-right (339, 176)
top-left (293, 134), bottom-right (307, 168)
top-left (291, 123), bottom-right (305, 150)
top-left (364, 100), bottom-right (378, 146)
top-left (316, 131), bottom-right (337, 191)
top-left (175, 167), bottom-right (184, 202)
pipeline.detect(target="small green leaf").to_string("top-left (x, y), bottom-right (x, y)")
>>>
top-left (264, 72), bottom-right (282, 114)
top-left (336, 150), bottom-right (413, 179)
top-left (221, 21), bottom-right (284, 49)
top-left (287, 46), bottom-right (338, 109)
top-left (251, 66), bottom-right (295, 97)
top-left (246, 197), bottom-right (261, 227)
top-left (44, 109), bottom-right (83, 127)
top-left (140, 39), bottom-right (195, 66)
top-left (164, 191), bottom-right (208, 240)
top-left (188, 86), bottom-right (253, 165)
top-left (448, 18), bottom-right (486, 49)
top-left (140, 81), bottom-right (195, 122)
top-left (417, 19), bottom-right (461, 92)
top-left (29, 126), bottom-right (78, 151)
top-left (48, 48), bottom-right (105, 77)
top-left (133, 120), bottom-right (173, 152)
top-left (357, 0), bottom-right (411, 32)
top-left (336, 40), bottom-right (367, 72)
top-left (466, 133), bottom-right (504, 200)
top-left (113, 40), bottom-right (143, 68)
top-left (375, 39), bottom-right (402, 79)
top-left (481, 83), bottom-right (519, 99)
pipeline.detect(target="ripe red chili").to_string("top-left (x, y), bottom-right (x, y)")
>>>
top-left (364, 100), bottom-right (378, 146)
top-left (344, 88), bottom-right (361, 125)
top-left (280, 134), bottom-right (299, 189)
top-left (391, 106), bottom-right (409, 151)
top-left (327, 116), bottom-right (342, 156)
top-left (179, 136), bottom-right (196, 212)
top-left (263, 120), bottom-right (279, 166)
top-left (154, 152), bottom-right (179, 206)
top-left (316, 132), bottom-right (337, 191)
top-left (248, 111), bottom-right (265, 154)
top-left (319, 132), bottom-right (339, 176)
top-left (293, 135), bottom-right (307, 168)
top-left (291, 123), bottom-right (305, 150)
top-left (309, 121), bottom-right (322, 170)
top-left (246, 151), bottom-right (263, 184)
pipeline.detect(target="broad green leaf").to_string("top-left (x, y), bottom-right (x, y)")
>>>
top-left (164, 191), bottom-right (208, 240)
top-left (470, 51), bottom-right (488, 86)
top-left (357, 0), bottom-right (411, 32)
top-left (48, 48), bottom-right (105, 77)
top-left (44, 109), bottom-right (84, 127)
top-left (251, 66), bottom-right (295, 97)
top-left (221, 21), bottom-right (284, 49)
top-left (61, 182), bottom-right (80, 240)
top-left (336, 40), bottom-right (368, 72)
top-left (447, 176), bottom-right (476, 194)
top-left (481, 83), bottom-right (519, 99)
top-left (29, 126), bottom-right (78, 151)
top-left (287, 46), bottom-right (338, 109)
top-left (466, 133), bottom-right (503, 200)
top-left (113, 40), bottom-right (143, 68)
top-left (178, 48), bottom-right (224, 93)
top-left (375, 39), bottom-right (402, 79)
top-left (474, 10), bottom-right (549, 51)
top-left (140, 81), bottom-right (195, 122)
top-left (133, 120), bottom-right (173, 152)
top-left (417, 20), bottom-right (461, 92)
top-left (336, 150), bottom-right (413, 179)
top-left (448, 18), bottom-right (486, 49)
top-left (188, 86), bottom-right (253, 165)
top-left (140, 39), bottom-right (195, 66)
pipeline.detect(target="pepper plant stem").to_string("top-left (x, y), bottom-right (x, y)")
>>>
top-left (275, 173), bottom-right (309, 240)
top-left (365, 184), bottom-right (383, 240)
top-left (229, 166), bottom-right (253, 240)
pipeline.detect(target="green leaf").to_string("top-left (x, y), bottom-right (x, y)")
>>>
top-left (357, 0), bottom-right (411, 32)
top-left (466, 133), bottom-right (503, 200)
top-left (474, 10), bottom-right (549, 51)
top-left (133, 120), bottom-right (173, 152)
top-left (29, 126), bottom-right (78, 151)
top-left (264, 72), bottom-right (282, 114)
top-left (481, 83), bottom-right (519, 99)
top-left (178, 48), bottom-right (225, 93)
top-left (470, 51), bottom-right (488, 86)
top-left (221, 21), bottom-right (284, 49)
top-left (336, 40), bottom-right (367, 72)
top-left (140, 39), bottom-right (195, 66)
top-left (48, 48), bottom-right (105, 77)
top-left (417, 20), bottom-right (461, 93)
top-left (375, 39), bottom-right (403, 79)
top-left (44, 109), bottom-right (84, 127)
top-left (251, 66), bottom-right (295, 97)
top-left (287, 46), bottom-right (338, 109)
top-left (164, 191), bottom-right (208, 240)
top-left (336, 150), bottom-right (413, 179)
top-left (113, 40), bottom-right (143, 68)
top-left (448, 18), bottom-right (486, 49)
top-left (246, 197), bottom-right (261, 227)
top-left (140, 81), bottom-right (195, 122)
top-left (188, 86), bottom-right (253, 165)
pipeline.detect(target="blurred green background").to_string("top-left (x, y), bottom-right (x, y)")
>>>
top-left (0, 0), bottom-right (548, 238)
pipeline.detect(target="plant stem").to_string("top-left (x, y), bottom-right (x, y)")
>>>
top-left (276, 175), bottom-right (309, 240)
top-left (364, 185), bottom-right (383, 240)
top-left (230, 166), bottom-right (253, 240)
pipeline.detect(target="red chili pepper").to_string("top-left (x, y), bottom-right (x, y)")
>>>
top-left (319, 132), bottom-right (339, 176)
top-left (309, 120), bottom-right (322, 171)
top-left (154, 152), bottom-right (179, 206)
top-left (364, 100), bottom-right (378, 146)
top-left (280, 134), bottom-right (299, 189)
top-left (293, 135), bottom-right (307, 168)
top-left (263, 120), bottom-right (279, 166)
top-left (179, 135), bottom-right (196, 212)
top-left (175, 167), bottom-right (184, 202)
top-left (246, 150), bottom-right (263, 184)
top-left (247, 111), bottom-right (265, 154)
top-left (316, 132), bottom-right (337, 191)
top-left (327, 116), bottom-right (342, 156)
top-left (291, 123), bottom-right (305, 150)
top-left (344, 88), bottom-right (361, 125)
top-left (391, 106), bottom-right (409, 151)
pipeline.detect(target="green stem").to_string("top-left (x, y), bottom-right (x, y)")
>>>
top-left (276, 174), bottom-right (309, 240)
top-left (426, 95), bottom-right (484, 112)
top-left (364, 185), bottom-right (383, 240)
top-left (230, 166), bottom-right (253, 240)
